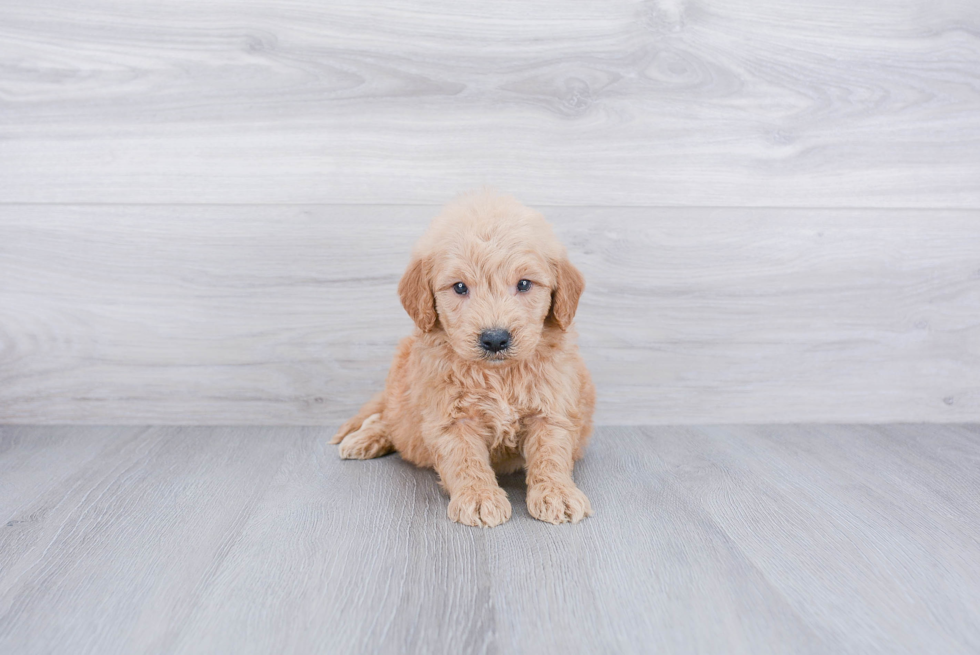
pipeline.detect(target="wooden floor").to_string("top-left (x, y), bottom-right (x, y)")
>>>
top-left (2, 424), bottom-right (978, 654)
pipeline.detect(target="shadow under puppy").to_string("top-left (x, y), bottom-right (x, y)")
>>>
top-left (332, 190), bottom-right (595, 527)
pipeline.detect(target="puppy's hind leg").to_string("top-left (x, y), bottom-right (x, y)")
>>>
top-left (332, 392), bottom-right (394, 459)
top-left (331, 392), bottom-right (384, 444)
top-left (336, 413), bottom-right (393, 460)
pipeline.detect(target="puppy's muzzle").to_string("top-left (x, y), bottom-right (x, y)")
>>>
top-left (479, 328), bottom-right (511, 354)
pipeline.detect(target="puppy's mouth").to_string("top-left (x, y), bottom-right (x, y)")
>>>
top-left (479, 351), bottom-right (511, 364)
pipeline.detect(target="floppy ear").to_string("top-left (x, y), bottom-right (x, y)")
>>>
top-left (548, 256), bottom-right (585, 330)
top-left (398, 255), bottom-right (438, 332)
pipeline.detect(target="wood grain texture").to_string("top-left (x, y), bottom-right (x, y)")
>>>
top-left (1, 0), bottom-right (979, 206)
top-left (2, 205), bottom-right (978, 424)
top-left (1, 424), bottom-right (979, 654)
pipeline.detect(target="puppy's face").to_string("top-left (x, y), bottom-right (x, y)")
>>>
top-left (398, 194), bottom-right (584, 364)
top-left (432, 244), bottom-right (553, 363)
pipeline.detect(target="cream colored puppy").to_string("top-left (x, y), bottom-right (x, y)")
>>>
top-left (332, 190), bottom-right (595, 527)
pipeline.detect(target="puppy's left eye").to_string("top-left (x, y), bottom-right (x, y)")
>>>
top-left (517, 279), bottom-right (532, 292)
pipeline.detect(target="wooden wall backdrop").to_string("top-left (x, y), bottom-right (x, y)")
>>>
top-left (1, 0), bottom-right (979, 424)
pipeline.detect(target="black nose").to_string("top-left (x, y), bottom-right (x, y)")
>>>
top-left (479, 328), bottom-right (511, 353)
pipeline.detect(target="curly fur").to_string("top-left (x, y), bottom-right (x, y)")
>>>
top-left (332, 190), bottom-right (595, 527)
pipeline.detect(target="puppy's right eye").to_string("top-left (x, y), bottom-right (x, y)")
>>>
top-left (453, 282), bottom-right (468, 295)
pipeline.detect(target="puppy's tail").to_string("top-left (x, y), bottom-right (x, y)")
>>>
top-left (330, 392), bottom-right (386, 444)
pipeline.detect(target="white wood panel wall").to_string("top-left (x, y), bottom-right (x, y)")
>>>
top-left (2, 206), bottom-right (978, 424)
top-left (1, 0), bottom-right (979, 424)
top-left (1, 0), bottom-right (979, 206)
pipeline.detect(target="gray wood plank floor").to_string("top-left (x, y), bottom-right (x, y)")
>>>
top-left (1, 424), bottom-right (978, 654)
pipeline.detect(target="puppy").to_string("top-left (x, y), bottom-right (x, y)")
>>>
top-left (331, 190), bottom-right (595, 527)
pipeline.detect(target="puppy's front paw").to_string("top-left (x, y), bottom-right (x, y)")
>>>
top-left (527, 482), bottom-right (592, 525)
top-left (447, 486), bottom-right (512, 528)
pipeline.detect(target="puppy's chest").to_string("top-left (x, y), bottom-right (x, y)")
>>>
top-left (465, 387), bottom-right (536, 452)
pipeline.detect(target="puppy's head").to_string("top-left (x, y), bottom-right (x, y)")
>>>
top-left (398, 190), bottom-right (584, 364)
